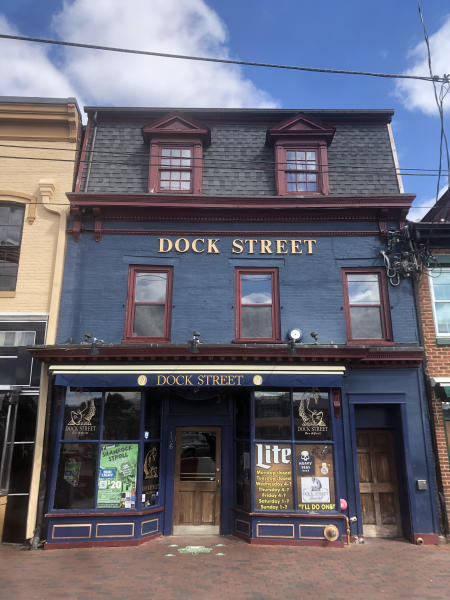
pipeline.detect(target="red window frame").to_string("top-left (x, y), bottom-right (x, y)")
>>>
top-left (123, 266), bottom-right (173, 343)
top-left (158, 146), bottom-right (193, 192)
top-left (274, 141), bottom-right (329, 196)
top-left (148, 139), bottom-right (203, 194)
top-left (234, 267), bottom-right (281, 343)
top-left (342, 268), bottom-right (393, 345)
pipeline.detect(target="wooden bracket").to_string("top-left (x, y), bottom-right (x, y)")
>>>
top-left (333, 388), bottom-right (341, 418)
top-left (93, 207), bottom-right (102, 242)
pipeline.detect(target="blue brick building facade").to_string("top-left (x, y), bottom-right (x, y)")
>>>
top-left (31, 108), bottom-right (440, 547)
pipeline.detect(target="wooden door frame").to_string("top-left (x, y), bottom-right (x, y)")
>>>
top-left (163, 414), bottom-right (233, 536)
top-left (347, 398), bottom-right (415, 541)
top-left (173, 426), bottom-right (221, 529)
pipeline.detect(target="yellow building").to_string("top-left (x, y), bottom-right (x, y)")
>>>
top-left (0, 97), bottom-right (81, 544)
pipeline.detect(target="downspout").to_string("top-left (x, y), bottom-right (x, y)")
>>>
top-left (412, 273), bottom-right (449, 535)
top-left (28, 180), bottom-right (70, 548)
top-left (84, 111), bottom-right (98, 192)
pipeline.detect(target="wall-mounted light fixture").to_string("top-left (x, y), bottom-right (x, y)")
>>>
top-left (188, 331), bottom-right (201, 353)
top-left (82, 333), bottom-right (104, 355)
top-left (287, 328), bottom-right (302, 355)
top-left (310, 331), bottom-right (319, 344)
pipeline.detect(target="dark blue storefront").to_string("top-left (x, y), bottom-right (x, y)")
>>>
top-left (29, 106), bottom-right (441, 548)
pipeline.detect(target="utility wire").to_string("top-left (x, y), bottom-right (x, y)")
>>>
top-left (0, 152), bottom-right (448, 178)
top-left (0, 33), bottom-right (448, 83)
top-left (0, 142), bottom-right (447, 174)
top-left (417, 1), bottom-right (450, 200)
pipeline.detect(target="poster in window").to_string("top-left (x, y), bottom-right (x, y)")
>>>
top-left (296, 444), bottom-right (335, 510)
top-left (293, 390), bottom-right (331, 441)
top-left (142, 443), bottom-right (160, 507)
top-left (63, 392), bottom-right (101, 440)
top-left (97, 443), bottom-right (138, 509)
top-left (254, 443), bottom-right (293, 511)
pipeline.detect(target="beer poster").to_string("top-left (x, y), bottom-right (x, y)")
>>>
top-left (296, 444), bottom-right (336, 510)
top-left (293, 391), bottom-right (331, 441)
top-left (254, 443), bottom-right (293, 511)
top-left (97, 443), bottom-right (138, 509)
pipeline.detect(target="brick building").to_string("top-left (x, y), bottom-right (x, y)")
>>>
top-left (0, 97), bottom-right (81, 543)
top-left (414, 189), bottom-right (450, 535)
top-left (30, 107), bottom-right (439, 548)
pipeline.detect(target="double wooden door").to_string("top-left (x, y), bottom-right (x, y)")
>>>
top-left (172, 427), bottom-right (221, 534)
top-left (357, 429), bottom-right (402, 538)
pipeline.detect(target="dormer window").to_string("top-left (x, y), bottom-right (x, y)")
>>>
top-left (142, 114), bottom-right (210, 195)
top-left (267, 114), bottom-right (335, 196)
top-left (159, 147), bottom-right (193, 192)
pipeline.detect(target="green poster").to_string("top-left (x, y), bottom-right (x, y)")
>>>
top-left (97, 443), bottom-right (138, 509)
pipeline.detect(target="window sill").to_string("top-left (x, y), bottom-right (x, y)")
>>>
top-left (436, 338), bottom-right (450, 346)
top-left (0, 291), bottom-right (16, 297)
top-left (346, 339), bottom-right (395, 346)
top-left (122, 337), bottom-right (171, 344)
top-left (46, 506), bottom-right (164, 518)
top-left (232, 338), bottom-right (283, 344)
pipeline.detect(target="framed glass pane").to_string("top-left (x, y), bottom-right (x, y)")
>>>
top-left (254, 391), bottom-right (291, 440)
top-left (15, 395), bottom-right (38, 442)
top-left (241, 274), bottom-right (272, 304)
top-left (102, 392), bottom-right (141, 440)
top-left (54, 443), bottom-right (97, 509)
top-left (144, 394), bottom-right (161, 440)
top-left (347, 273), bottom-right (380, 303)
top-left (9, 443), bottom-right (34, 493)
top-left (432, 271), bottom-right (450, 300)
top-left (293, 391), bottom-right (332, 441)
top-left (241, 305), bottom-right (272, 338)
top-left (63, 391), bottom-right (101, 441)
top-left (133, 304), bottom-right (165, 337)
top-left (254, 442), bottom-right (293, 510)
top-left (435, 303), bottom-right (450, 334)
top-left (135, 272), bottom-right (167, 303)
top-left (295, 444), bottom-right (336, 510)
top-left (350, 306), bottom-right (383, 338)
top-left (143, 443), bottom-right (160, 506)
top-left (236, 440), bottom-right (250, 508)
top-left (97, 443), bottom-right (138, 508)
top-left (180, 431), bottom-right (216, 481)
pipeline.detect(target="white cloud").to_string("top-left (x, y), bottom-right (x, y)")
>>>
top-left (0, 15), bottom-right (79, 99)
top-left (396, 15), bottom-right (450, 116)
top-left (0, 0), bottom-right (276, 111)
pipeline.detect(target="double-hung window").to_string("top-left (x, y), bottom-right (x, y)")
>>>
top-left (342, 268), bottom-right (392, 343)
top-left (0, 203), bottom-right (25, 291)
top-left (429, 268), bottom-right (450, 337)
top-left (235, 268), bottom-right (280, 342)
top-left (285, 149), bottom-right (318, 193)
top-left (124, 266), bottom-right (173, 343)
top-left (159, 147), bottom-right (192, 192)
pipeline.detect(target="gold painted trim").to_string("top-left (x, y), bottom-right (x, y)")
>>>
top-left (256, 523), bottom-right (295, 539)
top-left (50, 364), bottom-right (345, 375)
top-left (299, 523), bottom-right (327, 540)
top-left (235, 519), bottom-right (251, 536)
top-left (52, 523), bottom-right (92, 540)
top-left (140, 518), bottom-right (159, 536)
top-left (95, 522), bottom-right (135, 538)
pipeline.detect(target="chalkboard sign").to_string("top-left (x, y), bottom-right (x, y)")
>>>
top-left (254, 443), bottom-right (293, 511)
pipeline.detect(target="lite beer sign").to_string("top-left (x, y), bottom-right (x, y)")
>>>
top-left (256, 443), bottom-right (291, 469)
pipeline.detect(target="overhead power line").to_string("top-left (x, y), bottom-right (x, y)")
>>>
top-left (1, 33), bottom-right (449, 84)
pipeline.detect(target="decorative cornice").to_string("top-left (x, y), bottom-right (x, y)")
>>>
top-left (66, 193), bottom-right (414, 239)
top-left (0, 101), bottom-right (80, 142)
top-left (29, 343), bottom-right (424, 369)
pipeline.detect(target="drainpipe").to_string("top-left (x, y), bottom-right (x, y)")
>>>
top-left (84, 111), bottom-right (98, 192)
top-left (412, 274), bottom-right (449, 535)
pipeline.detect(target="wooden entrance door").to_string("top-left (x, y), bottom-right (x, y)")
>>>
top-left (172, 427), bottom-right (221, 534)
top-left (357, 429), bottom-right (402, 538)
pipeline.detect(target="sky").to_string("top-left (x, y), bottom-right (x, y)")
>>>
top-left (0, 0), bottom-right (449, 220)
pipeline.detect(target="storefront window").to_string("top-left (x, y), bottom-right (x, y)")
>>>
top-left (54, 443), bottom-right (98, 509)
top-left (103, 392), bottom-right (141, 440)
top-left (254, 391), bottom-right (290, 440)
top-left (253, 388), bottom-right (336, 512)
top-left (53, 390), bottom-right (161, 511)
top-left (236, 440), bottom-right (251, 508)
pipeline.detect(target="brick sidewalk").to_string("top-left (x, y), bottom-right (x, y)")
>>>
top-left (1, 536), bottom-right (449, 600)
